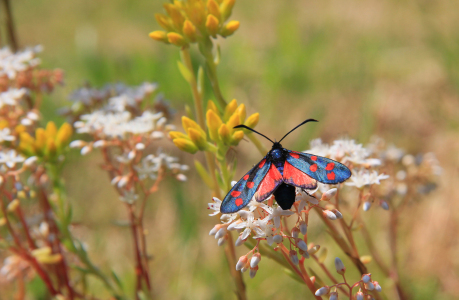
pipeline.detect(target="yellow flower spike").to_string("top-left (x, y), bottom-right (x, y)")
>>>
top-left (235, 103), bottom-right (246, 124)
top-left (220, 20), bottom-right (240, 37)
top-left (218, 123), bottom-right (232, 145)
top-left (220, 0), bottom-right (236, 21)
top-left (206, 109), bottom-right (223, 142)
top-left (183, 20), bottom-right (197, 42)
top-left (207, 100), bottom-right (219, 115)
top-left (223, 99), bottom-right (238, 121)
top-left (181, 116), bottom-right (205, 137)
top-left (169, 131), bottom-right (188, 140)
top-left (231, 130), bottom-right (244, 145)
top-left (206, 14), bottom-right (220, 38)
top-left (173, 138), bottom-right (199, 154)
top-left (163, 3), bottom-right (185, 31)
top-left (149, 31), bottom-right (169, 43)
top-left (155, 13), bottom-right (174, 31)
top-left (167, 32), bottom-right (187, 47)
top-left (188, 128), bottom-right (207, 151)
top-left (45, 122), bottom-right (57, 139)
top-left (56, 123), bottom-right (73, 148)
top-left (226, 112), bottom-right (240, 132)
top-left (244, 112), bottom-right (259, 128)
top-left (207, 0), bottom-right (221, 20)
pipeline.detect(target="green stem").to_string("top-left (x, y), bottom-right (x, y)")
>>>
top-left (247, 133), bottom-right (267, 155)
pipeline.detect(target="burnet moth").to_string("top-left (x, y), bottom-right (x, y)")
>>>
top-left (220, 119), bottom-right (351, 214)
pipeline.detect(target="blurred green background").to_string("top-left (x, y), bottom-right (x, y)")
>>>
top-left (3, 0), bottom-right (459, 299)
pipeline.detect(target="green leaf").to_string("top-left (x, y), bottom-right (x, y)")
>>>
top-left (177, 61), bottom-right (194, 83)
top-left (111, 270), bottom-right (125, 291)
top-left (194, 160), bottom-right (214, 189)
top-left (197, 66), bottom-right (205, 96)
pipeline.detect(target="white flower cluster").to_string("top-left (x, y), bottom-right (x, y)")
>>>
top-left (0, 88), bottom-right (27, 109)
top-left (0, 46), bottom-right (42, 79)
top-left (0, 149), bottom-right (25, 169)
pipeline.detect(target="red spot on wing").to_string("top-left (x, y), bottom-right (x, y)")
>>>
top-left (284, 161), bottom-right (317, 188)
top-left (247, 182), bottom-right (255, 189)
top-left (309, 164), bottom-right (318, 172)
top-left (311, 156), bottom-right (318, 161)
top-left (231, 191), bottom-right (241, 197)
top-left (235, 198), bottom-right (243, 206)
top-left (290, 153), bottom-right (300, 159)
top-left (259, 159), bottom-right (266, 168)
top-left (325, 163), bottom-right (335, 170)
top-left (255, 164), bottom-right (282, 201)
top-left (243, 174), bottom-right (249, 180)
top-left (327, 172), bottom-right (336, 180)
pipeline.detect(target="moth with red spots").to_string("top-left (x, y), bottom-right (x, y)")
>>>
top-left (220, 119), bottom-right (351, 214)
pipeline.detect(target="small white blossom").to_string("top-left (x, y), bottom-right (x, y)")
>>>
top-left (345, 169), bottom-right (389, 188)
top-left (268, 206), bottom-right (295, 228)
top-left (0, 150), bottom-right (25, 168)
top-left (0, 128), bottom-right (15, 142)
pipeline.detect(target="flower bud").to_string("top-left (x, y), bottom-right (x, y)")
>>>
top-left (206, 109), bottom-right (223, 142)
top-left (297, 240), bottom-right (308, 252)
top-left (173, 138), bottom-right (198, 154)
top-left (218, 236), bottom-right (227, 246)
top-left (362, 274), bottom-right (371, 283)
top-left (235, 236), bottom-right (245, 247)
top-left (24, 156), bottom-right (38, 167)
top-left (236, 255), bottom-right (248, 271)
top-left (299, 221), bottom-right (307, 235)
top-left (332, 209), bottom-right (343, 219)
top-left (323, 210), bottom-right (337, 220)
top-left (249, 266), bottom-right (258, 278)
top-left (315, 286), bottom-right (330, 296)
top-left (209, 224), bottom-right (221, 236)
top-left (169, 131), bottom-right (188, 140)
top-left (135, 143), bottom-right (145, 150)
top-left (291, 227), bottom-right (300, 238)
top-left (241, 261), bottom-right (250, 273)
top-left (250, 253), bottom-right (261, 268)
top-left (69, 140), bottom-right (85, 148)
top-left (329, 292), bottom-right (338, 300)
top-left (272, 235), bottom-right (283, 244)
top-left (360, 255), bottom-right (372, 264)
top-left (363, 201), bottom-right (371, 211)
top-left (155, 13), bottom-right (173, 31)
top-left (218, 124), bottom-right (231, 145)
top-left (182, 20), bottom-right (197, 42)
top-left (167, 32), bottom-right (187, 47)
top-left (81, 145), bottom-right (92, 155)
top-left (380, 200), bottom-right (389, 210)
top-left (308, 245), bottom-right (320, 255)
top-left (289, 250), bottom-right (299, 265)
top-left (56, 123), bottom-right (73, 148)
top-left (149, 30), bottom-right (169, 43)
top-left (365, 282), bottom-right (375, 291)
top-left (223, 99), bottom-right (238, 120)
top-left (215, 227), bottom-right (227, 239)
top-left (334, 257), bottom-right (345, 274)
top-left (235, 104), bottom-right (246, 123)
top-left (93, 140), bottom-right (107, 148)
top-left (302, 250), bottom-right (310, 259)
top-left (321, 188), bottom-right (337, 201)
top-left (244, 113), bottom-right (259, 128)
top-left (188, 128), bottom-right (207, 151)
top-left (207, 0), bottom-right (221, 20)
top-left (356, 291), bottom-right (364, 300)
top-left (206, 14), bottom-right (219, 37)
top-left (374, 281), bottom-right (382, 292)
top-left (231, 130), bottom-right (244, 145)
top-left (220, 0), bottom-right (236, 21)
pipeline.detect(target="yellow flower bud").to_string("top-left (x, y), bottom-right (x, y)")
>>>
top-left (167, 32), bottom-right (187, 47)
top-left (45, 122), bottom-right (57, 139)
top-left (206, 109), bottom-right (223, 142)
top-left (221, 20), bottom-right (240, 37)
top-left (46, 139), bottom-right (57, 157)
top-left (226, 112), bottom-right (240, 131)
top-left (206, 14), bottom-right (220, 37)
top-left (36, 253), bottom-right (62, 265)
top-left (207, 100), bottom-right (219, 114)
top-left (244, 113), bottom-right (259, 128)
top-left (31, 247), bottom-right (52, 258)
top-left (169, 131), bottom-right (188, 140)
top-left (173, 138), bottom-right (198, 154)
top-left (182, 20), bottom-right (197, 42)
top-left (207, 0), bottom-right (221, 20)
top-left (223, 99), bottom-right (238, 121)
top-left (220, 0), bottom-right (236, 21)
top-left (188, 128), bottom-right (207, 151)
top-left (235, 103), bottom-right (246, 123)
top-left (360, 255), bottom-right (372, 264)
top-left (56, 123), bottom-right (73, 149)
top-left (181, 116), bottom-right (203, 135)
top-left (35, 128), bottom-right (47, 154)
top-left (19, 132), bottom-right (35, 155)
top-left (218, 124), bottom-right (231, 145)
top-left (163, 4), bottom-right (185, 30)
top-left (231, 130), bottom-right (244, 145)
top-left (155, 13), bottom-right (174, 31)
top-left (149, 31), bottom-right (169, 43)
top-left (7, 199), bottom-right (20, 212)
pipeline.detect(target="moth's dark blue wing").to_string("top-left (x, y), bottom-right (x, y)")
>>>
top-left (285, 150), bottom-right (351, 184)
top-left (220, 158), bottom-right (282, 213)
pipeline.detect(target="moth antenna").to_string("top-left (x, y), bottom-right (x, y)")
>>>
top-left (278, 119), bottom-right (318, 143)
top-left (233, 125), bottom-right (275, 144)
